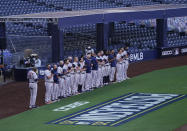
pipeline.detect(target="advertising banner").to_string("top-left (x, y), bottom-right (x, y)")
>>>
top-left (129, 50), bottom-right (158, 63)
top-left (159, 46), bottom-right (187, 58)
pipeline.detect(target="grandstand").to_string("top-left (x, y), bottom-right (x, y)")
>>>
top-left (0, 0), bottom-right (186, 65)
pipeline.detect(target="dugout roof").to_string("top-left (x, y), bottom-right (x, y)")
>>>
top-left (0, 4), bottom-right (187, 27)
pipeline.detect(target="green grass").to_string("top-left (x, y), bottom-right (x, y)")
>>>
top-left (0, 66), bottom-right (187, 131)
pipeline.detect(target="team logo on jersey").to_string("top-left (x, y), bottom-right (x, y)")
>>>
top-left (47, 93), bottom-right (186, 127)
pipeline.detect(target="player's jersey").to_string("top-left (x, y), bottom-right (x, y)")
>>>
top-left (84, 58), bottom-right (92, 73)
top-left (108, 54), bottom-right (116, 67)
top-left (68, 63), bottom-right (73, 68)
top-left (91, 56), bottom-right (98, 70)
top-left (62, 64), bottom-right (69, 73)
top-left (103, 55), bottom-right (108, 61)
top-left (52, 69), bottom-right (59, 84)
top-left (96, 56), bottom-right (102, 62)
top-left (44, 69), bottom-right (53, 82)
top-left (116, 53), bottom-right (122, 63)
top-left (79, 61), bottom-right (85, 69)
top-left (73, 62), bottom-right (78, 67)
top-left (57, 66), bottom-right (64, 78)
top-left (96, 56), bottom-right (103, 67)
top-left (27, 70), bottom-right (38, 83)
top-left (122, 50), bottom-right (127, 56)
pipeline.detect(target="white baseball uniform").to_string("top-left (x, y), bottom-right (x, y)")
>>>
top-left (96, 56), bottom-right (103, 87)
top-left (78, 61), bottom-right (86, 91)
top-left (27, 70), bottom-right (38, 108)
top-left (116, 53), bottom-right (123, 82)
top-left (57, 66), bottom-right (65, 97)
top-left (44, 69), bottom-right (53, 103)
top-left (63, 64), bottom-right (70, 97)
top-left (122, 50), bottom-right (129, 80)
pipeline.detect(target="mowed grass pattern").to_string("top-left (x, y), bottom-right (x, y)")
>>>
top-left (0, 66), bottom-right (187, 131)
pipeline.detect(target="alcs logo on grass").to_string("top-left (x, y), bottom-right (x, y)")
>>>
top-left (53, 101), bottom-right (89, 112)
top-left (47, 93), bottom-right (186, 127)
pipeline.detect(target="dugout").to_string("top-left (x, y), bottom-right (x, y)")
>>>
top-left (0, 4), bottom-right (186, 81)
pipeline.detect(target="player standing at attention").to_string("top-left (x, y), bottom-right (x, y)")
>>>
top-left (84, 53), bottom-right (92, 91)
top-left (27, 67), bottom-right (38, 109)
top-left (57, 61), bottom-right (65, 99)
top-left (100, 50), bottom-right (105, 86)
top-left (69, 63), bottom-right (76, 96)
top-left (108, 49), bottom-right (117, 82)
top-left (51, 64), bottom-right (59, 101)
top-left (91, 52), bottom-right (99, 89)
top-left (103, 50), bottom-right (110, 85)
top-left (116, 49), bottom-right (123, 82)
top-left (78, 57), bottom-right (86, 92)
top-left (63, 59), bottom-right (71, 97)
top-left (96, 51), bottom-right (104, 87)
top-left (73, 57), bottom-right (79, 95)
top-left (44, 64), bottom-right (53, 104)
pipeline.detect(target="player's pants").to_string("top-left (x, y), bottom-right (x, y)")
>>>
top-left (110, 67), bottom-right (116, 82)
top-left (65, 76), bottom-right (71, 96)
top-left (92, 70), bottom-right (98, 88)
top-left (106, 65), bottom-right (111, 83)
top-left (101, 66), bottom-right (105, 85)
top-left (97, 67), bottom-right (102, 87)
top-left (70, 74), bottom-right (76, 95)
top-left (105, 65), bottom-right (111, 77)
top-left (29, 83), bottom-right (38, 107)
top-left (116, 63), bottom-right (123, 82)
top-left (45, 82), bottom-right (53, 103)
top-left (79, 73), bottom-right (86, 91)
top-left (122, 62), bottom-right (126, 80)
top-left (52, 83), bottom-right (59, 100)
top-left (85, 73), bottom-right (92, 91)
top-left (59, 78), bottom-right (65, 97)
top-left (72, 73), bottom-right (79, 95)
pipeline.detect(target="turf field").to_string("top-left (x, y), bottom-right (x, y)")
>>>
top-left (0, 66), bottom-right (187, 131)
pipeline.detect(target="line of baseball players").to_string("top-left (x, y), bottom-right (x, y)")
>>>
top-left (27, 47), bottom-right (130, 108)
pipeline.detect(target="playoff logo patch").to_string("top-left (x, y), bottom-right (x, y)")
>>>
top-left (47, 93), bottom-right (186, 127)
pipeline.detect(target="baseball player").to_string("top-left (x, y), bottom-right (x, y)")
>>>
top-left (78, 57), bottom-right (86, 92)
top-left (51, 64), bottom-right (59, 101)
top-left (72, 57), bottom-right (80, 95)
top-left (84, 53), bottom-right (92, 91)
top-left (69, 64), bottom-right (76, 95)
top-left (96, 51), bottom-right (104, 87)
top-left (108, 49), bottom-right (117, 82)
top-left (57, 61), bottom-right (65, 99)
top-left (116, 49), bottom-right (123, 82)
top-left (100, 50), bottom-right (106, 86)
top-left (27, 67), bottom-right (38, 109)
top-left (103, 50), bottom-right (110, 85)
top-left (44, 64), bottom-right (53, 104)
top-left (63, 59), bottom-right (71, 97)
top-left (91, 52), bottom-right (99, 88)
